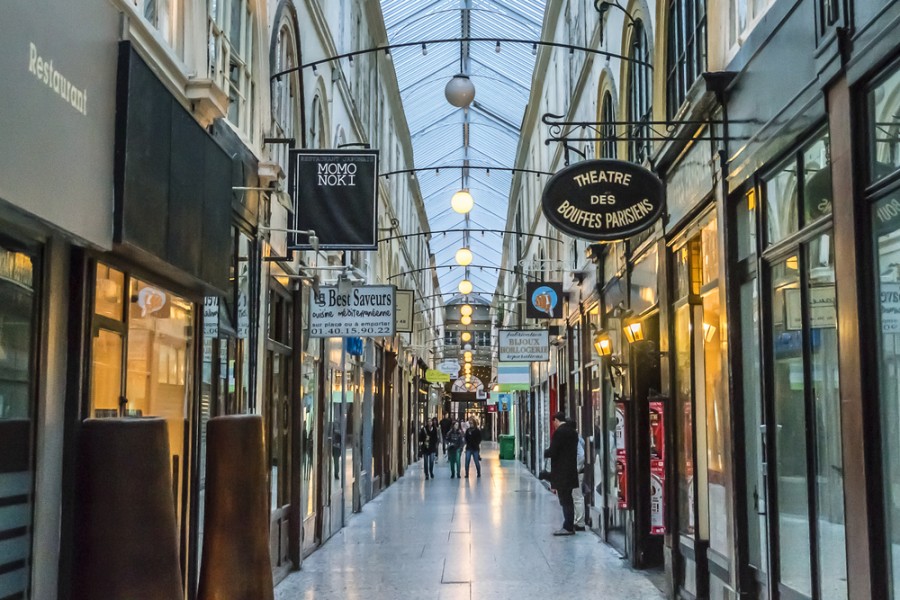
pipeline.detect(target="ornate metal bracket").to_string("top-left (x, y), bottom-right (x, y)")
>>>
top-left (542, 112), bottom-right (737, 149)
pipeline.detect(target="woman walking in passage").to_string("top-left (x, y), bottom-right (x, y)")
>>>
top-left (445, 420), bottom-right (464, 479)
top-left (464, 417), bottom-right (483, 478)
top-left (419, 418), bottom-right (438, 479)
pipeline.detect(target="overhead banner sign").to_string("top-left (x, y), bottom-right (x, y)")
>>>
top-left (395, 289), bottom-right (414, 333)
top-left (541, 159), bottom-right (664, 241)
top-left (525, 282), bottom-right (563, 319)
top-left (290, 149), bottom-right (379, 250)
top-left (499, 329), bottom-right (550, 362)
top-left (309, 285), bottom-right (395, 338)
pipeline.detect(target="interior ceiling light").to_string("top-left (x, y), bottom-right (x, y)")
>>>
top-left (458, 279), bottom-right (473, 295)
top-left (460, 304), bottom-right (473, 317)
top-left (445, 74), bottom-right (476, 109)
top-left (461, 332), bottom-right (472, 342)
top-left (451, 189), bottom-right (474, 214)
top-left (455, 247), bottom-right (473, 266)
top-left (460, 315), bottom-right (472, 326)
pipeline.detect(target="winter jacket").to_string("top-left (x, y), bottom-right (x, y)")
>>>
top-left (464, 426), bottom-right (482, 451)
top-left (544, 421), bottom-right (579, 491)
top-left (419, 425), bottom-right (439, 453)
top-left (446, 429), bottom-right (464, 451)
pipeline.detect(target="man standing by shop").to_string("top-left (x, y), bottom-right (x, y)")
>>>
top-left (544, 412), bottom-right (579, 536)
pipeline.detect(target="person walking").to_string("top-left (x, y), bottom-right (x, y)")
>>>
top-left (439, 413), bottom-right (453, 458)
top-left (464, 417), bottom-right (483, 478)
top-left (445, 420), bottom-right (464, 478)
top-left (419, 419), bottom-right (438, 479)
top-left (544, 411), bottom-right (579, 536)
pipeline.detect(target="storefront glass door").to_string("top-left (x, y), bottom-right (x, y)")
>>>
top-left (0, 240), bottom-right (38, 599)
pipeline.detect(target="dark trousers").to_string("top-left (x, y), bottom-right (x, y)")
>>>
top-left (465, 449), bottom-right (481, 476)
top-left (557, 487), bottom-right (575, 532)
top-left (423, 451), bottom-right (436, 477)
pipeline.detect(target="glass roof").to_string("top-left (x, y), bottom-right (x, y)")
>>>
top-left (381, 0), bottom-right (547, 301)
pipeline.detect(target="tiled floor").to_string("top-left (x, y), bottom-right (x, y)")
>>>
top-left (275, 444), bottom-right (666, 600)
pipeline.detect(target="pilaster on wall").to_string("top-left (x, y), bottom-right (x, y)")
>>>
top-left (828, 75), bottom-right (877, 600)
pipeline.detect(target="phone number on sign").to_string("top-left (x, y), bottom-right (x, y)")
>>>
top-left (311, 325), bottom-right (393, 336)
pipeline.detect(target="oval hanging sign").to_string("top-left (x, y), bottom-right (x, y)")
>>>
top-left (541, 159), bottom-right (664, 241)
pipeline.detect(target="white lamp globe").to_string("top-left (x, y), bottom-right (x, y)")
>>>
top-left (445, 74), bottom-right (476, 108)
top-left (460, 315), bottom-right (472, 325)
top-left (460, 304), bottom-right (473, 317)
top-left (451, 189), bottom-right (474, 214)
top-left (458, 279), bottom-right (474, 295)
top-left (455, 247), bottom-right (473, 266)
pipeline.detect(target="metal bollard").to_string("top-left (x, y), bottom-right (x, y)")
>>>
top-left (198, 414), bottom-right (274, 600)
top-left (72, 418), bottom-right (183, 600)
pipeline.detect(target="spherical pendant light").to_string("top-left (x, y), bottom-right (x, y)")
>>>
top-left (461, 332), bottom-right (472, 343)
top-left (455, 247), bottom-right (473, 266)
top-left (464, 351), bottom-right (473, 362)
top-left (458, 279), bottom-right (474, 295)
top-left (460, 304), bottom-right (473, 317)
top-left (460, 315), bottom-right (472, 325)
top-left (451, 189), bottom-right (474, 214)
top-left (445, 74), bottom-right (476, 108)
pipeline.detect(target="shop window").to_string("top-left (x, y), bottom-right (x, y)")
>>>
top-left (765, 130), bottom-right (831, 247)
top-left (737, 188), bottom-right (758, 261)
top-left (89, 265), bottom-right (195, 536)
top-left (765, 159), bottom-right (799, 245)
top-left (630, 245), bottom-right (659, 314)
top-left (0, 242), bottom-right (38, 599)
top-left (670, 212), bottom-right (727, 556)
top-left (874, 191), bottom-right (900, 596)
top-left (869, 63), bottom-right (900, 600)
top-left (869, 66), bottom-right (900, 184)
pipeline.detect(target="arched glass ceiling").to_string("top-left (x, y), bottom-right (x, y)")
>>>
top-left (381, 0), bottom-right (547, 299)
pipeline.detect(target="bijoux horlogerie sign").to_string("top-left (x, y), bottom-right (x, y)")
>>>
top-left (309, 285), bottom-right (395, 338)
top-left (498, 330), bottom-right (550, 362)
top-left (541, 159), bottom-right (664, 241)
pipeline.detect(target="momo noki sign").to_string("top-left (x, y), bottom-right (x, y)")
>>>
top-left (309, 285), bottom-right (395, 338)
top-left (290, 150), bottom-right (379, 250)
top-left (541, 159), bottom-right (664, 241)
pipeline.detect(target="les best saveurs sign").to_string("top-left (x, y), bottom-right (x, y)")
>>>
top-left (541, 159), bottom-right (664, 242)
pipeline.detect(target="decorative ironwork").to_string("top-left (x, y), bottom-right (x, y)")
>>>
top-left (541, 112), bottom-right (745, 166)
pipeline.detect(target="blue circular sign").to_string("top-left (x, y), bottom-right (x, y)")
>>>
top-left (530, 285), bottom-right (559, 318)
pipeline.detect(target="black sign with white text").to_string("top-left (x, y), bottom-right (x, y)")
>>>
top-left (290, 149), bottom-right (379, 250)
top-left (541, 159), bottom-right (664, 241)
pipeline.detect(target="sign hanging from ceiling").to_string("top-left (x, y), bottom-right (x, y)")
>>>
top-left (309, 285), bottom-right (395, 338)
top-left (425, 369), bottom-right (450, 383)
top-left (289, 149), bottom-right (379, 250)
top-left (541, 159), bottom-right (664, 241)
top-left (525, 282), bottom-right (564, 319)
top-left (498, 329), bottom-right (550, 362)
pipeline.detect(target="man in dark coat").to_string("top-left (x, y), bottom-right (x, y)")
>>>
top-left (544, 411), bottom-right (579, 535)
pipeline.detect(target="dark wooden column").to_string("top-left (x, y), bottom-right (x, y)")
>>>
top-left (828, 75), bottom-right (879, 600)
